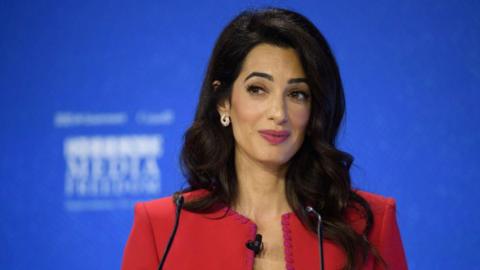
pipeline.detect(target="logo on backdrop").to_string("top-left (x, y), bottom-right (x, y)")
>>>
top-left (56, 111), bottom-right (174, 212)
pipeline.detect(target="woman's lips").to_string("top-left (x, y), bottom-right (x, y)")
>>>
top-left (258, 130), bottom-right (291, 144)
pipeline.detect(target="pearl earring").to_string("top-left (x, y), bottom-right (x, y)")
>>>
top-left (220, 114), bottom-right (230, 127)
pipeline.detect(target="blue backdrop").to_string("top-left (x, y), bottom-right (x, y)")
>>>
top-left (1, 1), bottom-right (479, 269)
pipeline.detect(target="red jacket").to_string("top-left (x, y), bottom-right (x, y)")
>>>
top-left (122, 190), bottom-right (407, 270)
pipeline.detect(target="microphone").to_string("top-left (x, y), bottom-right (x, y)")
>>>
top-left (305, 206), bottom-right (325, 270)
top-left (246, 234), bottom-right (264, 256)
top-left (158, 194), bottom-right (184, 270)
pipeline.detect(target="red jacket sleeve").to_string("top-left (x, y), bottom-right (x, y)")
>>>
top-left (375, 199), bottom-right (408, 270)
top-left (122, 202), bottom-right (159, 270)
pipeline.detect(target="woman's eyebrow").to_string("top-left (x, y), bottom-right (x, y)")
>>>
top-left (244, 72), bottom-right (273, 82)
top-left (244, 71), bottom-right (307, 84)
top-left (287, 78), bottom-right (308, 84)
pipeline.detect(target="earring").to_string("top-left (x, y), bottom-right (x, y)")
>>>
top-left (220, 114), bottom-right (230, 127)
top-left (212, 80), bottom-right (221, 90)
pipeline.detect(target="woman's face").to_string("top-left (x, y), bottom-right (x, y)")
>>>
top-left (218, 43), bottom-right (311, 168)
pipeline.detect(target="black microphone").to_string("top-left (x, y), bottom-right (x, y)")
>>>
top-left (306, 206), bottom-right (325, 270)
top-left (246, 233), bottom-right (263, 256)
top-left (158, 194), bottom-right (184, 270)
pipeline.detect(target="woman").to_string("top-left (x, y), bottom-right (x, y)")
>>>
top-left (122, 7), bottom-right (407, 270)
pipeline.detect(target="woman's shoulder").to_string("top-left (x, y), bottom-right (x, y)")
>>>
top-left (139, 189), bottom-right (208, 220)
top-left (352, 190), bottom-right (407, 267)
top-left (346, 189), bottom-right (399, 234)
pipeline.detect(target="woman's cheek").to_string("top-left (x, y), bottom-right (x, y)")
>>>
top-left (289, 105), bottom-right (310, 128)
top-left (233, 98), bottom-right (265, 124)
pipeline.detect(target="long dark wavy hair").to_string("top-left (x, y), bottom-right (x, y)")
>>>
top-left (179, 7), bottom-right (384, 270)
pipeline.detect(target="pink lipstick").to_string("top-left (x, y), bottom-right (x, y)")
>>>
top-left (259, 130), bottom-right (290, 145)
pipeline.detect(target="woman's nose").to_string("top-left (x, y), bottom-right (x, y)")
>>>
top-left (267, 94), bottom-right (288, 125)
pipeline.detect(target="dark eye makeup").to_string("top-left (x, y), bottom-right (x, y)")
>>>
top-left (289, 90), bottom-right (310, 102)
top-left (246, 85), bottom-right (266, 95)
top-left (245, 84), bottom-right (310, 103)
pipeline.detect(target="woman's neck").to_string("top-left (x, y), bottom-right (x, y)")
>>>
top-left (233, 151), bottom-right (292, 223)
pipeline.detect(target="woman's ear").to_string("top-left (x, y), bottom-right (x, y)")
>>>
top-left (213, 80), bottom-right (230, 115)
top-left (217, 99), bottom-right (230, 116)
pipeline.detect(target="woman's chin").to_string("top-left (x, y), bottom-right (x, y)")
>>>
top-left (254, 155), bottom-right (291, 169)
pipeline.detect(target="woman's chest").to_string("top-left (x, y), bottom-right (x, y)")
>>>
top-left (155, 211), bottom-right (360, 270)
top-left (253, 218), bottom-right (287, 270)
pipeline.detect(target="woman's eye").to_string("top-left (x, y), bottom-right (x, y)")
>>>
top-left (289, 90), bottom-right (310, 102)
top-left (246, 85), bottom-right (266, 95)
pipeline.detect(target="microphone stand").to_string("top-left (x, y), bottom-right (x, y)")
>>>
top-left (158, 195), bottom-right (184, 270)
top-left (306, 206), bottom-right (325, 270)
